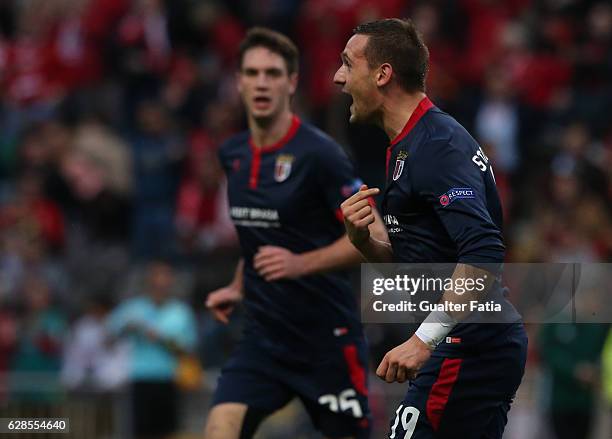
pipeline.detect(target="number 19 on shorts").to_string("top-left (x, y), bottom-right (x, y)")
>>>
top-left (389, 405), bottom-right (420, 439)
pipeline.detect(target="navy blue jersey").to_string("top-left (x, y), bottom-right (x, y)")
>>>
top-left (219, 115), bottom-right (364, 360)
top-left (382, 97), bottom-right (521, 351)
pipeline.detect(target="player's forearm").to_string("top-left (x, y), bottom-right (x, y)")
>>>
top-left (298, 235), bottom-right (364, 276)
top-left (414, 263), bottom-right (495, 348)
top-left (230, 259), bottom-right (245, 293)
top-left (440, 263), bottom-right (496, 321)
top-left (356, 236), bottom-right (394, 263)
top-left (349, 208), bottom-right (393, 263)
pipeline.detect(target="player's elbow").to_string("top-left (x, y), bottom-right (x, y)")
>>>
top-left (457, 241), bottom-right (505, 273)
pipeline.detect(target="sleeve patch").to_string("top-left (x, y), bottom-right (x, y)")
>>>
top-left (439, 187), bottom-right (475, 207)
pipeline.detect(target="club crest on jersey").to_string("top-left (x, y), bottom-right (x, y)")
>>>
top-left (439, 187), bottom-right (475, 206)
top-left (392, 150), bottom-right (408, 181)
top-left (274, 154), bottom-right (294, 182)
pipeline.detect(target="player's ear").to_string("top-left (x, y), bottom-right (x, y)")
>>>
top-left (288, 72), bottom-right (298, 95)
top-left (376, 63), bottom-right (392, 87)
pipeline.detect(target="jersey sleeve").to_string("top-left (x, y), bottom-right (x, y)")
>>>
top-left (316, 142), bottom-right (364, 221)
top-left (410, 139), bottom-right (505, 265)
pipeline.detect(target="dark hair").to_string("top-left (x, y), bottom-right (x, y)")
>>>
top-left (238, 27), bottom-right (299, 75)
top-left (353, 18), bottom-right (429, 92)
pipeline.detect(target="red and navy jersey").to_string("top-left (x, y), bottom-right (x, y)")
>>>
top-left (219, 115), bottom-right (365, 360)
top-left (383, 97), bottom-right (521, 351)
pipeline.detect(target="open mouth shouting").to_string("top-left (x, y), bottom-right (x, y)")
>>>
top-left (253, 95), bottom-right (272, 110)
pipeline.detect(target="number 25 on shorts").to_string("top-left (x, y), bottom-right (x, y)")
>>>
top-left (317, 388), bottom-right (363, 418)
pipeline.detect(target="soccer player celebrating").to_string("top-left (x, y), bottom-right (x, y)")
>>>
top-left (204, 28), bottom-right (385, 439)
top-left (335, 19), bottom-right (527, 438)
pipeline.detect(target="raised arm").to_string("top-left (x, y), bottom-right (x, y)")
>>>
top-left (341, 185), bottom-right (394, 263)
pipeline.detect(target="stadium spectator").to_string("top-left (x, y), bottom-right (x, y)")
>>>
top-left (107, 260), bottom-right (197, 439)
top-left (538, 323), bottom-right (609, 439)
top-left (128, 100), bottom-right (184, 259)
top-left (0, 304), bottom-right (18, 406)
top-left (61, 294), bottom-right (129, 391)
top-left (0, 171), bottom-right (65, 251)
top-left (9, 275), bottom-right (67, 403)
top-left (475, 66), bottom-right (520, 175)
top-left (60, 293), bottom-right (129, 438)
top-left (72, 115), bottom-right (133, 197)
top-left (175, 131), bottom-right (235, 255)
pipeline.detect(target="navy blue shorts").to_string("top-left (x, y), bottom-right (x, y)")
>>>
top-left (213, 337), bottom-right (371, 438)
top-left (387, 323), bottom-right (527, 439)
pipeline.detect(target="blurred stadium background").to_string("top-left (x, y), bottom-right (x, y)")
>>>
top-left (0, 0), bottom-right (610, 438)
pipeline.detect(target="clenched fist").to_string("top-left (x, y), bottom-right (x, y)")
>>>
top-left (340, 185), bottom-right (380, 247)
top-left (206, 286), bottom-right (242, 324)
top-left (376, 335), bottom-right (433, 383)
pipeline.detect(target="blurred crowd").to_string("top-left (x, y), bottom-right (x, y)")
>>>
top-left (0, 0), bottom-right (611, 437)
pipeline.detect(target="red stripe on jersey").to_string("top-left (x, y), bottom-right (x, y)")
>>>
top-left (386, 96), bottom-right (434, 179)
top-left (390, 96), bottom-right (434, 146)
top-left (249, 148), bottom-right (261, 189)
top-left (343, 344), bottom-right (368, 396)
top-left (335, 208), bottom-right (344, 223)
top-left (248, 115), bottom-right (301, 189)
top-left (426, 357), bottom-right (462, 431)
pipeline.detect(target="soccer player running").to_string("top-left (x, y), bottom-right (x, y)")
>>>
top-left (335, 19), bottom-right (527, 438)
top-left (204, 28), bottom-right (386, 439)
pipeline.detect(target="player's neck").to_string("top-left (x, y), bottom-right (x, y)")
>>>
top-left (381, 91), bottom-right (427, 143)
top-left (248, 111), bottom-right (294, 148)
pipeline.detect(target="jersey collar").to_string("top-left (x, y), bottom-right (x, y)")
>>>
top-left (248, 114), bottom-right (301, 154)
top-left (386, 96), bottom-right (434, 179)
top-left (247, 114), bottom-right (301, 189)
top-left (389, 96), bottom-right (434, 146)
